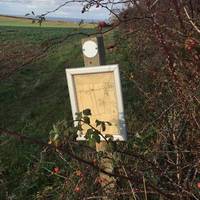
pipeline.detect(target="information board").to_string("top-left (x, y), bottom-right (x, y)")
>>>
top-left (66, 64), bottom-right (126, 141)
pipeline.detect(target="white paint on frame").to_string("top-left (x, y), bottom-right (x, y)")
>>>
top-left (66, 64), bottom-right (127, 141)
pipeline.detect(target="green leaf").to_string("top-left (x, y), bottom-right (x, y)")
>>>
top-left (53, 133), bottom-right (59, 141)
top-left (88, 138), bottom-right (95, 146)
top-left (53, 124), bottom-right (58, 134)
top-left (75, 112), bottom-right (82, 120)
top-left (95, 120), bottom-right (106, 131)
top-left (83, 116), bottom-right (90, 124)
top-left (106, 121), bottom-right (112, 126)
top-left (83, 109), bottom-right (91, 116)
top-left (85, 129), bottom-right (94, 139)
top-left (101, 122), bottom-right (106, 132)
top-left (105, 134), bottom-right (113, 139)
top-left (76, 122), bottom-right (83, 131)
top-left (95, 120), bottom-right (101, 127)
top-left (85, 129), bottom-right (100, 144)
top-left (93, 132), bottom-right (101, 143)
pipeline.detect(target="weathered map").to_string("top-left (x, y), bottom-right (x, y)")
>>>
top-left (73, 72), bottom-right (119, 135)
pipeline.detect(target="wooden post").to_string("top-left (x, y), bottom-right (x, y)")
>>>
top-left (82, 35), bottom-right (116, 197)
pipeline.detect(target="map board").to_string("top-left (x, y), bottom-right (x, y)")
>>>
top-left (66, 65), bottom-right (126, 141)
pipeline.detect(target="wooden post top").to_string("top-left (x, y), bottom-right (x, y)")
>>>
top-left (81, 35), bottom-right (106, 67)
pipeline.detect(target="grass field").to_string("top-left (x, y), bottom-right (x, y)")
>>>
top-left (0, 26), bottom-right (84, 134)
top-left (0, 16), bottom-right (116, 198)
top-left (0, 15), bottom-right (95, 28)
top-left (0, 16), bottom-right (113, 135)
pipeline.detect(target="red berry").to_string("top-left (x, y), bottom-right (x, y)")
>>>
top-left (98, 21), bottom-right (106, 28)
top-left (74, 186), bottom-right (81, 192)
top-left (75, 170), bottom-right (83, 177)
top-left (197, 182), bottom-right (200, 189)
top-left (185, 38), bottom-right (198, 51)
top-left (52, 167), bottom-right (60, 174)
top-left (93, 159), bottom-right (97, 165)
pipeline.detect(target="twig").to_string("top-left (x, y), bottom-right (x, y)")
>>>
top-left (0, 128), bottom-right (171, 199)
top-left (122, 165), bottom-right (137, 200)
top-left (183, 5), bottom-right (200, 34)
top-left (139, 103), bottom-right (175, 134)
top-left (143, 176), bottom-right (148, 200)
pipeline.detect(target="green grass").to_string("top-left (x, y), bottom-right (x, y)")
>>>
top-left (0, 15), bottom-right (95, 28)
top-left (0, 19), bottom-right (116, 197)
top-left (0, 25), bottom-right (88, 198)
top-left (0, 26), bottom-right (88, 134)
top-left (0, 22), bottom-right (114, 136)
top-left (0, 29), bottom-right (115, 134)
top-left (0, 16), bottom-right (117, 199)
top-left (0, 14), bottom-right (116, 135)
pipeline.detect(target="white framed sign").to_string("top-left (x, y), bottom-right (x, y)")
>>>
top-left (65, 64), bottom-right (127, 141)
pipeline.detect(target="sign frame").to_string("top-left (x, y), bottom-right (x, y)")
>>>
top-left (65, 64), bottom-right (127, 141)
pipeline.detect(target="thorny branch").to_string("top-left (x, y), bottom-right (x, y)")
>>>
top-left (0, 128), bottom-right (171, 199)
top-left (1, 0), bottom-right (200, 199)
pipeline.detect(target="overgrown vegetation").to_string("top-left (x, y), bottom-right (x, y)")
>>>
top-left (0, 20), bottom-right (115, 199)
top-left (1, 0), bottom-right (200, 199)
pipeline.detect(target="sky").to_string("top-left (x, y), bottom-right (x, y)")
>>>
top-left (0, 0), bottom-right (111, 20)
